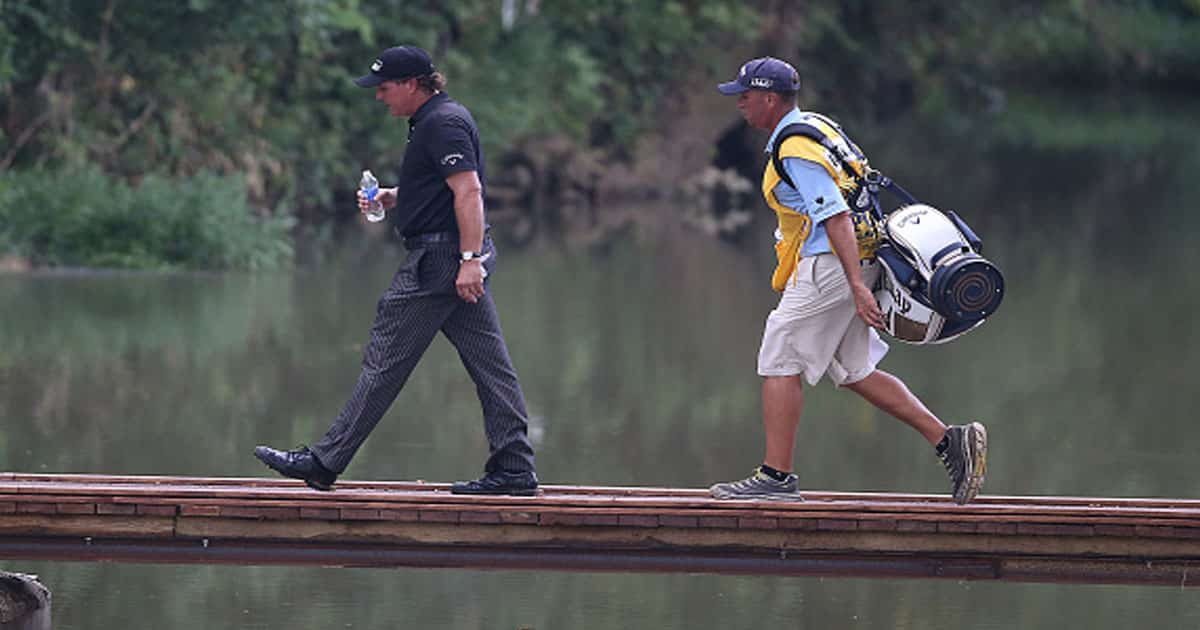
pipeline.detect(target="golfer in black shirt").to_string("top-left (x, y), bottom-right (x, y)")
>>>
top-left (254, 45), bottom-right (538, 495)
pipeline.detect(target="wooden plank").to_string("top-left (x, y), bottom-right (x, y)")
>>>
top-left (8, 481), bottom-right (1200, 527)
top-left (5, 471), bottom-right (1200, 588)
top-left (7, 481), bottom-right (1200, 528)
top-left (6, 493), bottom-right (1200, 537)
top-left (0, 514), bottom-right (174, 538)
top-left (8, 473), bottom-right (1200, 510)
top-left (154, 517), bottom-right (1200, 561)
top-left (2, 510), bottom-right (1198, 572)
top-left (52, 493), bottom-right (1200, 531)
top-left (3, 474), bottom-right (1200, 553)
top-left (15, 473), bottom-right (1196, 508)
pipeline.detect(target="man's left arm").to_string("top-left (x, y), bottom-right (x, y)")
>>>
top-left (446, 169), bottom-right (486, 304)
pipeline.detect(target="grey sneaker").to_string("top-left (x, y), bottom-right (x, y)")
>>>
top-left (709, 467), bottom-right (804, 501)
top-left (936, 422), bottom-right (988, 505)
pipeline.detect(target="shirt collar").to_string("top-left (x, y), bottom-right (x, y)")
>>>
top-left (410, 91), bottom-right (448, 125)
top-left (764, 107), bottom-right (805, 154)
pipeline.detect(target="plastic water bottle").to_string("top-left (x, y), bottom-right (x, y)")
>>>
top-left (360, 169), bottom-right (385, 223)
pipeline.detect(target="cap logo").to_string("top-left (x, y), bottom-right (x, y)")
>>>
top-left (371, 59), bottom-right (383, 72)
top-left (749, 77), bottom-right (773, 88)
top-left (441, 153), bottom-right (464, 166)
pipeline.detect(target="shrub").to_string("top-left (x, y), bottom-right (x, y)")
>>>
top-left (0, 167), bottom-right (293, 270)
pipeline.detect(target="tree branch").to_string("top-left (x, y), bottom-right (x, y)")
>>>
top-left (93, 99), bottom-right (158, 156)
top-left (0, 110), bottom-right (53, 171)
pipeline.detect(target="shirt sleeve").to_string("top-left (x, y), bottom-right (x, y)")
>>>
top-left (781, 156), bottom-right (849, 224)
top-left (427, 116), bottom-right (479, 178)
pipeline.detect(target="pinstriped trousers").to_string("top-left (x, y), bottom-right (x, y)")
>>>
top-left (309, 237), bottom-right (536, 476)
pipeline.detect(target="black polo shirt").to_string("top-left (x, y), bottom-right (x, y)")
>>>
top-left (392, 92), bottom-right (486, 237)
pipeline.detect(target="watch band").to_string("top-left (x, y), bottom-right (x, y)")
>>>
top-left (460, 251), bottom-right (484, 262)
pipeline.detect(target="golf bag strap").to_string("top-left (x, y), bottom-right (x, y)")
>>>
top-left (770, 123), bottom-right (853, 190)
top-left (770, 122), bottom-right (922, 219)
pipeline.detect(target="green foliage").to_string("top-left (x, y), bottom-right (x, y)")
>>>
top-left (788, 0), bottom-right (1200, 118)
top-left (975, 1), bottom-right (1200, 84)
top-left (0, 0), bottom-right (754, 219)
top-left (0, 167), bottom-right (293, 270)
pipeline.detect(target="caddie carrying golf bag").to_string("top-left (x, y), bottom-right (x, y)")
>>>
top-left (771, 115), bottom-right (1005, 345)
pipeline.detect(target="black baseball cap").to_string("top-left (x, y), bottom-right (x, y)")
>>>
top-left (354, 45), bottom-right (435, 87)
top-left (717, 57), bottom-right (801, 95)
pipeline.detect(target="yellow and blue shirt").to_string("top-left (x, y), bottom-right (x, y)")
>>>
top-left (762, 108), bottom-right (867, 291)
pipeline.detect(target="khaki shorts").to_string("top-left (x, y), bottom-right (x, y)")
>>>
top-left (757, 253), bottom-right (888, 386)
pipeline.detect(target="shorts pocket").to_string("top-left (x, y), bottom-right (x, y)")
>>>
top-left (812, 255), bottom-right (844, 295)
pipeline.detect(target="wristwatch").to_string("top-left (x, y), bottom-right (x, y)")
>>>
top-left (460, 251), bottom-right (484, 262)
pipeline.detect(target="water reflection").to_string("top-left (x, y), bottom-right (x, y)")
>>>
top-left (3, 105), bottom-right (1200, 627)
top-left (11, 562), bottom-right (1200, 629)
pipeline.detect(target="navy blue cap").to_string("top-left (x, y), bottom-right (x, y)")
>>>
top-left (355, 45), bottom-right (435, 87)
top-left (717, 57), bottom-right (801, 95)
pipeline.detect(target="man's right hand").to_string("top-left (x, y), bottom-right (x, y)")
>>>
top-left (851, 281), bottom-right (885, 330)
top-left (358, 187), bottom-right (398, 214)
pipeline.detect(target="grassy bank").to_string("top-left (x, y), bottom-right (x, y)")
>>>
top-left (0, 167), bottom-right (292, 270)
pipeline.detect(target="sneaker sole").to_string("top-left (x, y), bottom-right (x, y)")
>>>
top-left (958, 422), bottom-right (987, 505)
top-left (709, 488), bottom-right (805, 502)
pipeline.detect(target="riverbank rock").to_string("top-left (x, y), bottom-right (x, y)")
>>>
top-left (0, 255), bottom-right (32, 273)
top-left (0, 572), bottom-right (50, 629)
top-left (679, 166), bottom-right (755, 237)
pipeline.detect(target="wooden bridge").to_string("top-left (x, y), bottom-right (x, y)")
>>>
top-left (1, 473), bottom-right (1198, 587)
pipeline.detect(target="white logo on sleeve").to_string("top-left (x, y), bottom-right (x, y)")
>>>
top-left (441, 153), bottom-right (464, 166)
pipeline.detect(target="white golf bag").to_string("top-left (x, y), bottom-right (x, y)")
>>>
top-left (873, 203), bottom-right (1004, 345)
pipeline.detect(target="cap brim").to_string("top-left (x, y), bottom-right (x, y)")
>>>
top-left (717, 80), bottom-right (748, 95)
top-left (354, 73), bottom-right (385, 88)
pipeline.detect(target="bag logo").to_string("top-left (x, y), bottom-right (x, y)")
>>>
top-left (855, 186), bottom-right (871, 208)
top-left (891, 286), bottom-right (913, 314)
top-left (894, 206), bottom-right (928, 228)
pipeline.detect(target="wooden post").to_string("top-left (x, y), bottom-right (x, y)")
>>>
top-left (0, 572), bottom-right (50, 630)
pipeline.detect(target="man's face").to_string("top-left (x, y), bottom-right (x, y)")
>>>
top-left (375, 79), bottom-right (419, 117)
top-left (735, 89), bottom-right (776, 130)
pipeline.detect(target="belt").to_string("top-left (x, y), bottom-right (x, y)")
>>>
top-left (401, 230), bottom-right (458, 249)
top-left (812, 251), bottom-right (876, 267)
top-left (400, 229), bottom-right (491, 249)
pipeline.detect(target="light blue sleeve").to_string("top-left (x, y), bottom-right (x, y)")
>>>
top-left (781, 157), bottom-right (849, 224)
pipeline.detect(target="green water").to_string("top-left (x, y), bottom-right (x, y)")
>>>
top-left (4, 103), bottom-right (1200, 627)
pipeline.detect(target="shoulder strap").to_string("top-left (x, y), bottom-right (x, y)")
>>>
top-left (771, 117), bottom-right (921, 219)
top-left (770, 122), bottom-right (833, 190)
